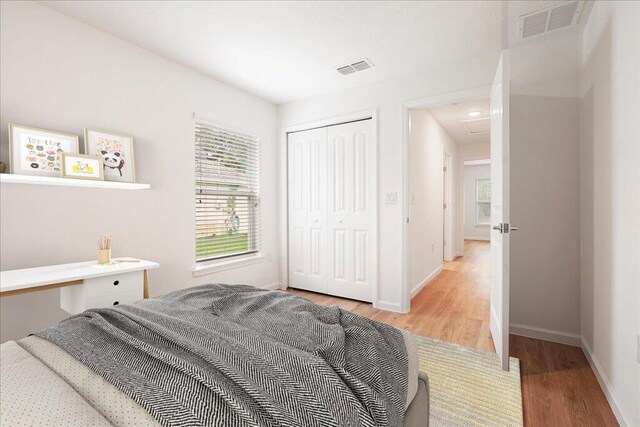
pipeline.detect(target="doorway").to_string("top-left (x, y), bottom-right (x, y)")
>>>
top-left (405, 90), bottom-right (495, 349)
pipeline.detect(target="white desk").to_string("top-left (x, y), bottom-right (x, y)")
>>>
top-left (0, 259), bottom-right (159, 314)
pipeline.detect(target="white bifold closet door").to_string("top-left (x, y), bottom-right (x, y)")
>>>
top-left (287, 119), bottom-right (374, 302)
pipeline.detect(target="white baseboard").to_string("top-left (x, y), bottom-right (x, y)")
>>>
top-left (375, 300), bottom-right (404, 313)
top-left (259, 282), bottom-right (282, 290)
top-left (581, 338), bottom-right (632, 426)
top-left (464, 236), bottom-right (490, 241)
top-left (411, 265), bottom-right (443, 298)
top-left (509, 323), bottom-right (582, 347)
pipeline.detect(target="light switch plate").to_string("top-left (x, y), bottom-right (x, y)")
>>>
top-left (385, 192), bottom-right (397, 204)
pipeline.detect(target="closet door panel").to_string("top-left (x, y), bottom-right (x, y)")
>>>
top-left (327, 120), bottom-right (374, 302)
top-left (306, 136), bottom-right (327, 291)
top-left (287, 128), bottom-right (327, 293)
top-left (350, 125), bottom-right (374, 301)
top-left (327, 129), bottom-right (351, 299)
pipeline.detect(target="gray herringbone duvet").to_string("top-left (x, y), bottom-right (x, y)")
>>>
top-left (36, 285), bottom-right (410, 427)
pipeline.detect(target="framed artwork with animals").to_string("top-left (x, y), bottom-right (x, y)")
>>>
top-left (84, 129), bottom-right (136, 182)
top-left (8, 124), bottom-right (79, 177)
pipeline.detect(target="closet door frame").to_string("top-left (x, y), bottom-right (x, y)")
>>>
top-left (280, 110), bottom-right (379, 308)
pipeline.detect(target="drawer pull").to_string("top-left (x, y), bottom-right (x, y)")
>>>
top-left (113, 280), bottom-right (120, 286)
top-left (113, 301), bottom-right (119, 306)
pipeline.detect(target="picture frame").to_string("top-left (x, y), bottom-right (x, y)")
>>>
top-left (60, 153), bottom-right (104, 181)
top-left (8, 124), bottom-right (79, 177)
top-left (84, 128), bottom-right (136, 183)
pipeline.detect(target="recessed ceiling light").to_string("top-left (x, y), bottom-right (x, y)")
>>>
top-left (467, 111), bottom-right (482, 117)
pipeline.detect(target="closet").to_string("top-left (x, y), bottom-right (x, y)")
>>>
top-left (287, 119), bottom-right (375, 302)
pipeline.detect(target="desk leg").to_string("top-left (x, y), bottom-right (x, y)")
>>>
top-left (143, 270), bottom-right (150, 298)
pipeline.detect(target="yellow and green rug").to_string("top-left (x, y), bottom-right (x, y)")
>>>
top-left (416, 336), bottom-right (523, 426)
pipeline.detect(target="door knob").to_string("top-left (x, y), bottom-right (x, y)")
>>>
top-left (492, 224), bottom-right (502, 233)
top-left (510, 225), bottom-right (518, 232)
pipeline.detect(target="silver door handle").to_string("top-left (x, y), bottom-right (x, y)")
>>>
top-left (493, 225), bottom-right (502, 232)
top-left (510, 225), bottom-right (518, 232)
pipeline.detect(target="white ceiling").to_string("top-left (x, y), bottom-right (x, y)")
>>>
top-left (428, 98), bottom-right (491, 146)
top-left (42, 1), bottom-right (503, 105)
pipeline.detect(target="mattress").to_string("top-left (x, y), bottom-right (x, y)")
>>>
top-left (1, 335), bottom-right (428, 426)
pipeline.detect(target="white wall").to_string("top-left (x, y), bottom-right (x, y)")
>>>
top-left (580, 1), bottom-right (640, 425)
top-left (463, 164), bottom-right (490, 240)
top-left (0, 2), bottom-right (280, 343)
top-left (408, 109), bottom-right (458, 295)
top-left (458, 141), bottom-right (490, 159)
top-left (278, 54), bottom-right (500, 312)
top-left (508, 28), bottom-right (583, 337)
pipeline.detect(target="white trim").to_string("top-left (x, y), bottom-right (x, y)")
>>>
top-left (464, 236), bottom-right (490, 241)
top-left (258, 282), bottom-right (282, 291)
top-left (279, 110), bottom-right (379, 307)
top-left (411, 265), bottom-right (443, 298)
top-left (581, 338), bottom-right (632, 427)
top-left (193, 253), bottom-right (264, 277)
top-left (509, 323), bottom-right (582, 347)
top-left (443, 151), bottom-right (454, 261)
top-left (375, 300), bottom-right (403, 312)
top-left (281, 110), bottom-right (376, 134)
top-left (402, 86), bottom-right (492, 313)
top-left (404, 86), bottom-right (493, 110)
top-left (464, 159), bottom-right (491, 166)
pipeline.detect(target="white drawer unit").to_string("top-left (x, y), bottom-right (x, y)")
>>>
top-left (0, 258), bottom-right (159, 314)
top-left (85, 288), bottom-right (143, 311)
top-left (61, 271), bottom-right (144, 314)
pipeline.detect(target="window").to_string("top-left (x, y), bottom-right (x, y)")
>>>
top-left (195, 119), bottom-right (259, 262)
top-left (475, 179), bottom-right (491, 225)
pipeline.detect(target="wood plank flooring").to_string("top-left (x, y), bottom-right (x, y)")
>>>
top-left (287, 240), bottom-right (618, 426)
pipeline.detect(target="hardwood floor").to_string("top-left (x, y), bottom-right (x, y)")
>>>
top-left (287, 240), bottom-right (618, 426)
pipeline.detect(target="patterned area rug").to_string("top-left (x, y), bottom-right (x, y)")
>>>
top-left (416, 336), bottom-right (523, 426)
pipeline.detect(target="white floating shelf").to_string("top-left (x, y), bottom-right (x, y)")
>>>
top-left (0, 173), bottom-right (150, 190)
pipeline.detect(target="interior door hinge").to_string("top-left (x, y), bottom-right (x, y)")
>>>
top-left (443, 203), bottom-right (447, 209)
top-left (443, 166), bottom-right (447, 172)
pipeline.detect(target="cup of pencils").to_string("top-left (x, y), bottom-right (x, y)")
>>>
top-left (98, 236), bottom-right (112, 265)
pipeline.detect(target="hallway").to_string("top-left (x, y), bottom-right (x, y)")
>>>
top-left (410, 239), bottom-right (493, 351)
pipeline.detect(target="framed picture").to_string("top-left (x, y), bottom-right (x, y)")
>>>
top-left (60, 153), bottom-right (104, 180)
top-left (8, 124), bottom-right (79, 177)
top-left (84, 129), bottom-right (136, 182)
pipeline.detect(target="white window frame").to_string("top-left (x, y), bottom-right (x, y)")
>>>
top-left (193, 115), bottom-right (261, 274)
top-left (475, 178), bottom-right (491, 226)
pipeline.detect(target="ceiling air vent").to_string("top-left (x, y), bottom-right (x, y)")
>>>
top-left (519, 1), bottom-right (584, 39)
top-left (336, 58), bottom-right (374, 76)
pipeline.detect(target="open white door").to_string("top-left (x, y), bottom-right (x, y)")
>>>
top-left (489, 50), bottom-right (513, 371)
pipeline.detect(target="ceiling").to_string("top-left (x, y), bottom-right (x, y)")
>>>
top-left (42, 1), bottom-right (503, 105)
top-left (428, 98), bottom-right (491, 146)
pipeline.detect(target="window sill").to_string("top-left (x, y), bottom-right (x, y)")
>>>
top-left (193, 253), bottom-right (264, 277)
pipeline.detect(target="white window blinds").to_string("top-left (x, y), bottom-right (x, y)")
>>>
top-left (195, 119), bottom-right (259, 262)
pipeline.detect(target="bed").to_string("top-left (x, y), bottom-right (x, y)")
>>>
top-left (1, 284), bottom-right (429, 426)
